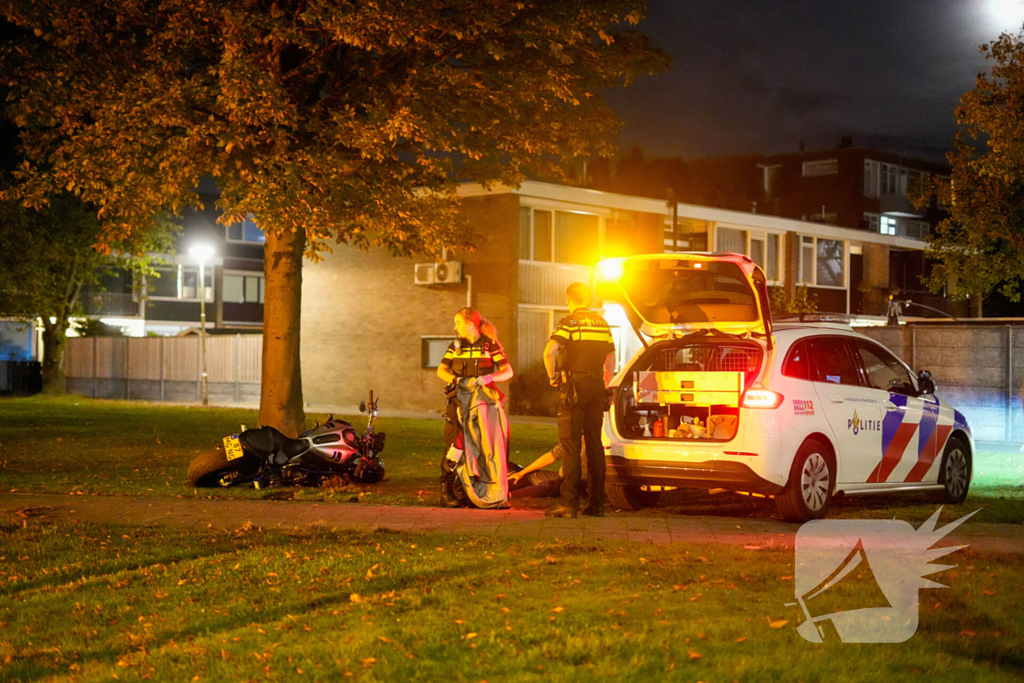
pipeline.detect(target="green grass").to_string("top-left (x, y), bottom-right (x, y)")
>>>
top-left (0, 520), bottom-right (1021, 682)
top-left (1, 395), bottom-right (1021, 523)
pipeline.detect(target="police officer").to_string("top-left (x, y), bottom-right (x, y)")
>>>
top-left (543, 283), bottom-right (615, 518)
top-left (436, 307), bottom-right (513, 506)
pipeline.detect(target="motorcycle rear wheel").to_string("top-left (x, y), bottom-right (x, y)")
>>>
top-left (187, 447), bottom-right (250, 487)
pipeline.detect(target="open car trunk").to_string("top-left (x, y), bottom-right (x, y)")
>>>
top-left (614, 339), bottom-right (765, 442)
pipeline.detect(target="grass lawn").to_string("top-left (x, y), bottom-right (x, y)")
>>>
top-left (1, 520), bottom-right (1021, 682)
top-left (0, 395), bottom-right (1021, 523)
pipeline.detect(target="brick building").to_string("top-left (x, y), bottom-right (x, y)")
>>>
top-left (301, 180), bottom-right (942, 412)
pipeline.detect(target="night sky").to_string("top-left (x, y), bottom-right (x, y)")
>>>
top-left (605, 0), bottom-right (1024, 163)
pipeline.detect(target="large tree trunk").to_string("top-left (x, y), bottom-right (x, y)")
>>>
top-left (40, 320), bottom-right (68, 394)
top-left (259, 228), bottom-right (306, 437)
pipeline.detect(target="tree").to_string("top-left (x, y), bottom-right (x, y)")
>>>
top-left (1, 0), bottom-right (668, 436)
top-left (0, 194), bottom-right (177, 392)
top-left (924, 29), bottom-right (1024, 305)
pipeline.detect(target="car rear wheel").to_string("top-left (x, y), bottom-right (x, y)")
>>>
top-left (605, 484), bottom-right (661, 511)
top-left (776, 439), bottom-right (834, 523)
top-left (939, 437), bottom-right (971, 504)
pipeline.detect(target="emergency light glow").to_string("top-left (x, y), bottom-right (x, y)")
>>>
top-left (693, 262), bottom-right (703, 268)
top-left (599, 259), bottom-right (624, 281)
top-left (742, 389), bottom-right (784, 409)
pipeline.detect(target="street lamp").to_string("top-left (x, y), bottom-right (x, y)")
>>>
top-left (189, 243), bottom-right (215, 406)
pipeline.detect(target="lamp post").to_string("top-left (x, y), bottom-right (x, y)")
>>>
top-left (189, 243), bottom-right (215, 406)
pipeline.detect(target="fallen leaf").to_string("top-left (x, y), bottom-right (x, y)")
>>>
top-left (982, 590), bottom-right (996, 596)
top-left (360, 657), bottom-right (376, 668)
top-left (551, 607), bottom-right (564, 613)
top-left (769, 620), bottom-right (788, 629)
top-left (697, 557), bottom-right (710, 563)
top-left (688, 651), bottom-right (702, 660)
top-left (545, 556), bottom-right (559, 564)
top-left (743, 545), bottom-right (762, 550)
top-left (349, 593), bottom-right (361, 603)
top-left (520, 573), bottom-right (531, 581)
top-left (464, 633), bottom-right (477, 639)
top-left (379, 636), bottom-right (394, 644)
top-left (959, 630), bottom-right (976, 637)
top-left (734, 637), bottom-right (747, 643)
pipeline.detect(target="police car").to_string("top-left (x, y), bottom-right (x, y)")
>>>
top-left (597, 253), bottom-right (973, 522)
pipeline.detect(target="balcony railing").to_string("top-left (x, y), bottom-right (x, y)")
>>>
top-left (518, 261), bottom-right (596, 307)
top-left (80, 292), bottom-right (141, 317)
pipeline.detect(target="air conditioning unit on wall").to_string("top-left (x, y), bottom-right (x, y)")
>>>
top-left (414, 263), bottom-right (435, 285)
top-left (434, 261), bottom-right (463, 284)
top-left (414, 261), bottom-right (463, 285)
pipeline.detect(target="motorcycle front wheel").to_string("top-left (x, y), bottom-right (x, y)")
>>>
top-left (187, 447), bottom-right (257, 487)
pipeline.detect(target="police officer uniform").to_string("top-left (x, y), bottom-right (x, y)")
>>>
top-left (549, 307), bottom-right (615, 514)
top-left (438, 334), bottom-right (509, 507)
top-left (439, 334), bottom-right (509, 449)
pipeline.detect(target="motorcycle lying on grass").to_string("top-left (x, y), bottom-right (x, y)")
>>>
top-left (187, 391), bottom-right (386, 489)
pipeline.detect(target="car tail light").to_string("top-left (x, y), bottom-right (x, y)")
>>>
top-left (742, 389), bottom-right (784, 409)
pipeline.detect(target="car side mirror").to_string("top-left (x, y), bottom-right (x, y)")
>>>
top-left (916, 370), bottom-right (935, 395)
top-left (359, 401), bottom-right (366, 413)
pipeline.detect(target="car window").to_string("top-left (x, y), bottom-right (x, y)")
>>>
top-left (806, 337), bottom-right (861, 386)
top-left (782, 340), bottom-right (811, 380)
top-left (853, 340), bottom-right (913, 392)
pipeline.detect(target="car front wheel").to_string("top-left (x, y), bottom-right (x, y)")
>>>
top-left (776, 439), bottom-right (835, 523)
top-left (939, 436), bottom-right (971, 504)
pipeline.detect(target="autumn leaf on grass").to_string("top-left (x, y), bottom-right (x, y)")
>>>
top-left (734, 637), bottom-right (747, 643)
top-left (768, 619), bottom-right (788, 629)
top-left (365, 564), bottom-right (379, 580)
top-left (464, 633), bottom-right (478, 640)
top-left (360, 658), bottom-right (376, 668)
top-left (688, 651), bottom-right (702, 660)
top-left (544, 556), bottom-right (559, 564)
top-left (551, 607), bottom-right (564, 613)
top-left (520, 573), bottom-right (531, 581)
top-left (379, 636), bottom-right (395, 644)
top-left (349, 593), bottom-right (361, 603)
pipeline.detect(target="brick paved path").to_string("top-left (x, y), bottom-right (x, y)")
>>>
top-left (2, 492), bottom-right (1021, 553)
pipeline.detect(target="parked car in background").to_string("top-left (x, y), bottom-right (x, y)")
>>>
top-left (597, 252), bottom-right (973, 522)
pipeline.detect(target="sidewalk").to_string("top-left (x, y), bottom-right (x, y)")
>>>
top-left (2, 492), bottom-right (1021, 553)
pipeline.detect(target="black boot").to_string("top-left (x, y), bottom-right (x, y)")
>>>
top-left (545, 500), bottom-right (578, 518)
top-left (440, 475), bottom-right (461, 508)
top-left (581, 504), bottom-right (604, 517)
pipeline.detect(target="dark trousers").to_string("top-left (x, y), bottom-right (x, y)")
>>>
top-left (557, 376), bottom-right (606, 507)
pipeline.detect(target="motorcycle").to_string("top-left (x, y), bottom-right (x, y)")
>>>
top-left (187, 391), bottom-right (386, 489)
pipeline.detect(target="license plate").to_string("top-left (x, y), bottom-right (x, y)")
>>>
top-left (223, 434), bottom-right (244, 461)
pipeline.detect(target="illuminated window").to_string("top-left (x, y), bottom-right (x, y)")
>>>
top-left (880, 216), bottom-right (897, 235)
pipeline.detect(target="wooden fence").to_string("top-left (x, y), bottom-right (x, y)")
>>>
top-left (65, 335), bottom-right (262, 404)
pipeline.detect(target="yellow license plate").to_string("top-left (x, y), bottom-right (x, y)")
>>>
top-left (223, 434), bottom-right (244, 461)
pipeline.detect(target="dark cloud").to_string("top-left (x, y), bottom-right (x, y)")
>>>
top-left (607, 0), bottom-right (1013, 162)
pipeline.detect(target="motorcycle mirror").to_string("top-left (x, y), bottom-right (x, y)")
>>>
top-left (359, 401), bottom-right (366, 413)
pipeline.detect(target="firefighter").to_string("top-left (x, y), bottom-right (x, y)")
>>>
top-left (436, 308), bottom-right (514, 507)
top-left (543, 283), bottom-right (616, 518)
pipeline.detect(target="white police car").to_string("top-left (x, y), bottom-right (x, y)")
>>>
top-left (597, 253), bottom-right (973, 522)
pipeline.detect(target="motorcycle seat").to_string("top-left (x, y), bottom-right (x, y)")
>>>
top-left (240, 426), bottom-right (308, 459)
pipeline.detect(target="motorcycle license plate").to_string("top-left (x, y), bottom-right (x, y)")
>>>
top-left (223, 434), bottom-right (244, 461)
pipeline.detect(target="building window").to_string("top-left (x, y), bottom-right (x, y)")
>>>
top-left (226, 215), bottom-right (266, 243)
top-left (802, 159), bottom-right (838, 176)
top-left (421, 336), bottom-right (456, 369)
top-left (519, 208), bottom-right (600, 265)
top-left (149, 265), bottom-right (213, 301)
top-left (223, 273), bottom-right (265, 304)
top-left (880, 216), bottom-right (897, 235)
top-left (714, 227), bottom-right (782, 283)
top-left (864, 160), bottom-right (880, 198)
top-left (798, 236), bottom-right (846, 288)
top-left (864, 213), bottom-right (880, 233)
